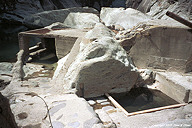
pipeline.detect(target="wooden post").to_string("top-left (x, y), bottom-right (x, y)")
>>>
top-left (18, 33), bottom-right (30, 62)
top-left (166, 11), bottom-right (192, 28)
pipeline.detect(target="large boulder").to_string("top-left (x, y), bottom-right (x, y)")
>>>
top-left (53, 23), bottom-right (138, 98)
top-left (100, 7), bottom-right (152, 29)
top-left (23, 7), bottom-right (99, 28)
top-left (63, 12), bottom-right (100, 29)
top-left (119, 19), bottom-right (192, 73)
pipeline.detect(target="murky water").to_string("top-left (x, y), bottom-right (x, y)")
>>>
top-left (0, 24), bottom-right (26, 62)
top-left (0, 24), bottom-right (58, 64)
top-left (111, 87), bottom-right (179, 113)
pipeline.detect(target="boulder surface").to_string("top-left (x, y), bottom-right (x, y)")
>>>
top-left (53, 23), bottom-right (138, 98)
top-left (100, 7), bottom-right (152, 29)
top-left (119, 20), bottom-right (192, 72)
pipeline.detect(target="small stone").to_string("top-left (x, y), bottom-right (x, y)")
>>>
top-left (83, 118), bottom-right (100, 128)
top-left (96, 98), bottom-right (108, 103)
top-left (42, 70), bottom-right (49, 73)
top-left (38, 74), bottom-right (45, 77)
top-left (52, 121), bottom-right (65, 128)
top-left (102, 106), bottom-right (115, 111)
top-left (88, 100), bottom-right (96, 105)
top-left (137, 28), bottom-right (144, 31)
top-left (101, 102), bottom-right (110, 106)
top-left (17, 112), bottom-right (28, 120)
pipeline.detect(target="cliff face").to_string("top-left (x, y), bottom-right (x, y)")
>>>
top-left (126, 0), bottom-right (192, 21)
top-left (0, 0), bottom-right (81, 24)
top-left (0, 0), bottom-right (126, 24)
top-left (1, 0), bottom-right (192, 25)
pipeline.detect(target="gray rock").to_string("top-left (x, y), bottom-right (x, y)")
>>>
top-left (23, 7), bottom-right (99, 28)
top-left (0, 0), bottom-right (82, 24)
top-left (95, 109), bottom-right (116, 128)
top-left (126, 20), bottom-right (192, 73)
top-left (60, 23), bottom-right (138, 98)
top-left (100, 102), bottom-right (111, 106)
top-left (83, 117), bottom-right (101, 128)
top-left (44, 94), bottom-right (101, 128)
top-left (100, 7), bottom-right (152, 29)
top-left (102, 106), bottom-right (115, 111)
top-left (147, 0), bottom-right (192, 21)
top-left (12, 50), bottom-right (25, 81)
top-left (126, 0), bottom-right (192, 21)
top-left (88, 100), bottom-right (96, 105)
top-left (0, 62), bottom-right (14, 75)
top-left (63, 12), bottom-right (99, 29)
top-left (96, 98), bottom-right (108, 104)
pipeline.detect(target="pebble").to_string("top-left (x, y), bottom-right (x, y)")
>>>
top-left (42, 70), bottom-right (49, 73)
top-left (101, 102), bottom-right (110, 106)
top-left (137, 28), bottom-right (144, 31)
top-left (102, 106), bottom-right (115, 111)
top-left (96, 98), bottom-right (108, 103)
top-left (88, 100), bottom-right (96, 105)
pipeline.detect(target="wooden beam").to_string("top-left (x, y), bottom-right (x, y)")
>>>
top-left (127, 103), bottom-right (188, 117)
top-left (105, 93), bottom-right (129, 116)
top-left (105, 93), bottom-right (188, 117)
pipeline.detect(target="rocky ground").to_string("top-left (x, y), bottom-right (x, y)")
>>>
top-left (0, 0), bottom-right (192, 128)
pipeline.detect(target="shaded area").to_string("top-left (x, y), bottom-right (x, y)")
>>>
top-left (0, 79), bottom-right (10, 91)
top-left (0, 24), bottom-right (27, 62)
top-left (0, 93), bottom-right (18, 128)
top-left (111, 87), bottom-right (179, 113)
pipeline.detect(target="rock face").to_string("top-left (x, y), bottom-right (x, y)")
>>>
top-left (12, 50), bottom-right (25, 81)
top-left (100, 7), bottom-right (152, 29)
top-left (0, 0), bottom-right (81, 24)
top-left (53, 23), bottom-right (138, 98)
top-left (23, 7), bottom-right (99, 28)
top-left (119, 20), bottom-right (192, 72)
top-left (126, 0), bottom-right (192, 21)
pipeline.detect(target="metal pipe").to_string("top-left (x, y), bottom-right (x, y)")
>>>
top-left (166, 11), bottom-right (192, 28)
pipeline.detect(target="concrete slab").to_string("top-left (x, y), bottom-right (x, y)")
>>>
top-left (155, 71), bottom-right (192, 103)
top-left (45, 94), bottom-right (101, 128)
top-left (18, 28), bottom-right (89, 60)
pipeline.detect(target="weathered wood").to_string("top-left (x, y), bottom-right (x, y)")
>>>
top-left (29, 48), bottom-right (47, 56)
top-left (105, 93), bottom-right (187, 117)
top-left (105, 93), bottom-right (129, 115)
top-left (166, 11), bottom-right (192, 28)
top-left (127, 103), bottom-right (188, 117)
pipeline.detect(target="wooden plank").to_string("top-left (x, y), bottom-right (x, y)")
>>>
top-left (105, 93), bottom-right (129, 115)
top-left (105, 93), bottom-right (188, 117)
top-left (127, 103), bottom-right (187, 116)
